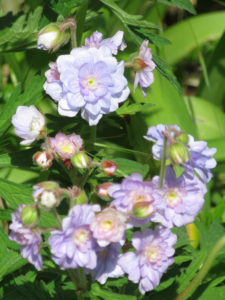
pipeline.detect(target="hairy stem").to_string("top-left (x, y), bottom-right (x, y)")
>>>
top-left (174, 235), bottom-right (225, 300)
top-left (70, 27), bottom-right (77, 49)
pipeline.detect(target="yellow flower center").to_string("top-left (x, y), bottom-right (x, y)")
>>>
top-left (60, 143), bottom-right (74, 154)
top-left (86, 75), bottom-right (98, 90)
top-left (145, 245), bottom-right (160, 263)
top-left (102, 220), bottom-right (113, 230)
top-left (166, 189), bottom-right (181, 207)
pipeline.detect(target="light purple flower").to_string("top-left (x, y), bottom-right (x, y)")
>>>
top-left (144, 124), bottom-right (217, 183)
top-left (90, 207), bottom-right (127, 247)
top-left (153, 166), bottom-right (206, 228)
top-left (45, 62), bottom-right (60, 82)
top-left (108, 173), bottom-right (165, 227)
top-left (85, 30), bottom-right (126, 55)
top-left (119, 226), bottom-right (177, 294)
top-left (91, 242), bottom-right (124, 284)
top-left (9, 205), bottom-right (42, 270)
top-left (12, 105), bottom-right (45, 145)
top-left (49, 204), bottom-right (100, 270)
top-left (48, 132), bottom-right (83, 160)
top-left (133, 40), bottom-right (156, 97)
top-left (44, 46), bottom-right (130, 125)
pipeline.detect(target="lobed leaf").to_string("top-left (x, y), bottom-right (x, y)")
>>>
top-left (0, 7), bottom-right (42, 52)
top-left (157, 0), bottom-right (196, 14)
top-left (0, 178), bottom-right (32, 209)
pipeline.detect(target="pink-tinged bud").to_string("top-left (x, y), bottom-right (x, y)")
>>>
top-left (133, 201), bottom-right (154, 219)
top-left (168, 143), bottom-right (190, 165)
top-left (37, 24), bottom-right (70, 52)
top-left (175, 132), bottom-right (189, 144)
top-left (101, 160), bottom-right (117, 176)
top-left (71, 152), bottom-right (91, 169)
top-left (63, 159), bottom-right (72, 170)
top-left (97, 182), bottom-right (112, 200)
top-left (33, 151), bottom-right (52, 169)
top-left (20, 205), bottom-right (39, 227)
top-left (33, 181), bottom-right (61, 209)
top-left (90, 207), bottom-right (127, 247)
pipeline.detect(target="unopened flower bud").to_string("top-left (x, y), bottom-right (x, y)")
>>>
top-left (132, 201), bottom-right (154, 219)
top-left (97, 182), bottom-right (112, 200)
top-left (33, 181), bottom-right (61, 209)
top-left (21, 205), bottom-right (39, 227)
top-left (101, 160), bottom-right (117, 176)
top-left (71, 152), bottom-right (91, 169)
top-left (33, 151), bottom-right (52, 169)
top-left (175, 132), bottom-right (189, 144)
top-left (37, 24), bottom-right (70, 52)
top-left (168, 143), bottom-right (190, 165)
top-left (75, 190), bottom-right (88, 205)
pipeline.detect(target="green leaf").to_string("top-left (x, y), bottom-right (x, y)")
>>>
top-left (134, 28), bottom-right (171, 46)
top-left (0, 178), bottom-right (32, 209)
top-left (131, 63), bottom-right (197, 139)
top-left (0, 75), bottom-right (44, 137)
top-left (76, 0), bottom-right (89, 46)
top-left (163, 12), bottom-right (225, 65)
top-left (176, 249), bottom-right (208, 293)
top-left (195, 286), bottom-right (225, 300)
top-left (0, 149), bottom-right (36, 168)
top-left (157, 0), bottom-right (196, 14)
top-left (0, 7), bottom-right (42, 52)
top-left (50, 0), bottom-right (85, 17)
top-left (0, 209), bottom-right (13, 220)
top-left (208, 138), bottom-right (225, 162)
top-left (184, 96), bottom-right (225, 140)
top-left (100, 0), bottom-right (158, 29)
top-left (0, 249), bottom-right (27, 281)
top-left (116, 103), bottom-right (153, 115)
top-left (91, 283), bottom-right (137, 300)
top-left (153, 55), bottom-right (182, 93)
top-left (197, 32), bottom-right (225, 106)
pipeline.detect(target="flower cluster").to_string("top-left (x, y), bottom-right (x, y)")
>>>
top-left (144, 124), bottom-right (217, 183)
top-left (9, 121), bottom-right (217, 294)
top-left (8, 25), bottom-right (218, 297)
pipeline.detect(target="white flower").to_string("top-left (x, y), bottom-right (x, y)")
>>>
top-left (12, 105), bottom-right (45, 145)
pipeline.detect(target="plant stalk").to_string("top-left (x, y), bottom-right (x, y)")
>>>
top-left (159, 136), bottom-right (167, 188)
top-left (70, 26), bottom-right (77, 49)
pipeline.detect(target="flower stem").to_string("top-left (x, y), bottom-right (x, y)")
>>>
top-left (78, 268), bottom-right (87, 291)
top-left (174, 235), bottom-right (225, 300)
top-left (159, 136), bottom-right (167, 188)
top-left (70, 26), bottom-right (77, 49)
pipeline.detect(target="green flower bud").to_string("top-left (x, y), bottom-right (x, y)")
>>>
top-left (21, 205), bottom-right (39, 227)
top-left (75, 190), bottom-right (88, 205)
top-left (71, 152), bottom-right (91, 169)
top-left (37, 24), bottom-right (70, 52)
top-left (132, 201), bottom-right (154, 219)
top-left (168, 142), bottom-right (190, 165)
top-left (175, 132), bottom-right (189, 144)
